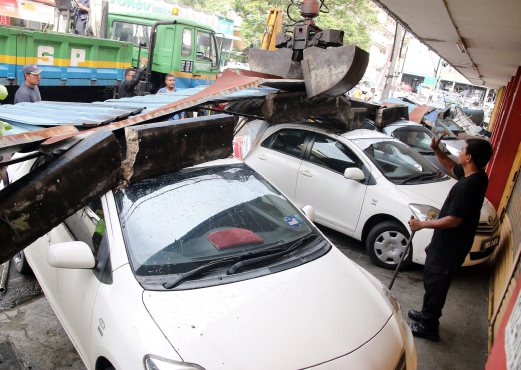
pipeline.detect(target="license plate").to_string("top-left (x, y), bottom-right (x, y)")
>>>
top-left (481, 235), bottom-right (500, 251)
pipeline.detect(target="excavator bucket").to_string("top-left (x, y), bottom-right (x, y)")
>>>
top-left (249, 45), bottom-right (368, 99)
top-left (302, 45), bottom-right (369, 98)
top-left (248, 0), bottom-right (369, 100)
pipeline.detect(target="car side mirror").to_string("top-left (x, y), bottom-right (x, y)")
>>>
top-left (344, 167), bottom-right (365, 181)
top-left (48, 241), bottom-right (96, 269)
top-left (302, 205), bottom-right (315, 222)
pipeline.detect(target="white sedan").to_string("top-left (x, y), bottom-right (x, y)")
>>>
top-left (236, 121), bottom-right (500, 269)
top-left (9, 157), bottom-right (416, 370)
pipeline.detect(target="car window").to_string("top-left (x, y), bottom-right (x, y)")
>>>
top-left (64, 198), bottom-right (106, 256)
top-left (392, 126), bottom-right (449, 154)
top-left (262, 129), bottom-right (308, 158)
top-left (309, 134), bottom-right (361, 174)
top-left (115, 164), bottom-right (316, 277)
top-left (353, 138), bottom-right (442, 184)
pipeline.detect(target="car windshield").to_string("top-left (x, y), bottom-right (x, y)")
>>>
top-left (115, 164), bottom-right (314, 276)
top-left (352, 138), bottom-right (442, 184)
top-left (391, 126), bottom-right (449, 154)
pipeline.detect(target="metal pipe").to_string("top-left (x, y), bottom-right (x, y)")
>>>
top-left (388, 230), bottom-right (416, 290)
top-left (0, 260), bottom-right (9, 293)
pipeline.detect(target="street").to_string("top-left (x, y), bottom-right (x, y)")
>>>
top-left (0, 226), bottom-right (489, 370)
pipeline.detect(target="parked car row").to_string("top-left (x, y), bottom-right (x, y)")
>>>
top-left (5, 151), bottom-right (417, 369)
top-left (235, 119), bottom-right (500, 270)
top-left (2, 97), bottom-right (498, 370)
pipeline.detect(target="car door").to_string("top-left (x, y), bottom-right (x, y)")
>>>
top-left (295, 133), bottom-right (368, 233)
top-left (43, 198), bottom-right (109, 361)
top-left (245, 128), bottom-right (310, 199)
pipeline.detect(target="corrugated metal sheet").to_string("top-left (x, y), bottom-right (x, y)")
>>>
top-left (0, 85), bottom-right (280, 134)
top-left (0, 70), bottom-right (285, 154)
top-left (0, 101), bottom-right (146, 127)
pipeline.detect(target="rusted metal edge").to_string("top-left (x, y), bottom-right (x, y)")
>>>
top-left (41, 69), bottom-right (286, 147)
top-left (0, 114), bottom-right (237, 264)
top-left (0, 130), bottom-right (122, 264)
top-left (0, 125), bottom-right (79, 158)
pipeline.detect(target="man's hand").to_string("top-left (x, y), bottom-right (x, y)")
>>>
top-left (430, 132), bottom-right (447, 152)
top-left (408, 217), bottom-right (424, 232)
top-left (139, 56), bottom-right (148, 69)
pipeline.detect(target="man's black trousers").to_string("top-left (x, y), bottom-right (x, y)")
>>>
top-left (420, 268), bottom-right (453, 329)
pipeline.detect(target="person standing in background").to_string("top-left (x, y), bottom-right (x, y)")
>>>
top-left (157, 74), bottom-right (185, 119)
top-left (14, 65), bottom-right (42, 104)
top-left (118, 57), bottom-right (148, 98)
top-left (72, 0), bottom-right (90, 35)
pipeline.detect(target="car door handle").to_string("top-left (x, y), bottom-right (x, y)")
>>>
top-left (257, 154), bottom-right (267, 160)
top-left (300, 169), bottom-right (313, 177)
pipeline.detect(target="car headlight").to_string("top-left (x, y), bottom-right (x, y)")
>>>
top-left (144, 355), bottom-right (205, 370)
top-left (409, 204), bottom-right (439, 221)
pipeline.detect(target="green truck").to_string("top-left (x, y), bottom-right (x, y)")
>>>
top-left (0, 14), bottom-right (221, 102)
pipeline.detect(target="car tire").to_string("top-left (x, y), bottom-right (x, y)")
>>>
top-left (366, 221), bottom-right (412, 270)
top-left (13, 250), bottom-right (32, 275)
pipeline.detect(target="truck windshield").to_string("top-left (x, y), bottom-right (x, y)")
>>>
top-left (115, 164), bottom-right (314, 276)
top-left (196, 31), bottom-right (217, 67)
top-left (111, 21), bottom-right (151, 46)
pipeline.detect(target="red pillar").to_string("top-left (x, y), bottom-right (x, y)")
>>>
top-left (486, 66), bottom-right (521, 209)
top-left (490, 79), bottom-right (511, 147)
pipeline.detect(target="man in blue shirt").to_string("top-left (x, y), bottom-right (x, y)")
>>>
top-left (157, 74), bottom-right (185, 119)
top-left (14, 65), bottom-right (42, 104)
top-left (72, 0), bottom-right (90, 35)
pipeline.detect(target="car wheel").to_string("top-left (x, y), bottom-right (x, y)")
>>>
top-left (366, 221), bottom-right (412, 269)
top-left (13, 250), bottom-right (32, 275)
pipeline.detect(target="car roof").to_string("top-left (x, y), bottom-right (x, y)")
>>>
top-left (385, 120), bottom-right (422, 127)
top-left (339, 129), bottom-right (393, 140)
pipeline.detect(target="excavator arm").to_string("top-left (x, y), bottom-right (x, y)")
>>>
top-left (250, 0), bottom-right (369, 99)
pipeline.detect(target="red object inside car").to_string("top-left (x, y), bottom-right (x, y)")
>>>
top-left (208, 228), bottom-right (264, 250)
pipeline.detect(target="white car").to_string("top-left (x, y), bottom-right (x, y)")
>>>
top-left (236, 120), bottom-right (500, 269)
top-left (381, 120), bottom-right (466, 158)
top-left (8, 156), bottom-right (416, 370)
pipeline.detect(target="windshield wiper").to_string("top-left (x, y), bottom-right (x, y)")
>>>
top-left (401, 172), bottom-right (439, 185)
top-left (227, 233), bottom-right (317, 275)
top-left (163, 256), bottom-right (240, 289)
top-left (163, 239), bottom-right (289, 289)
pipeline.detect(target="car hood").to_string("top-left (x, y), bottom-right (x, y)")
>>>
top-left (395, 178), bottom-right (493, 218)
top-left (395, 177), bottom-right (456, 209)
top-left (142, 248), bottom-right (394, 369)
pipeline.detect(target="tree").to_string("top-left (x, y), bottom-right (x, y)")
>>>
top-left (234, 0), bottom-right (376, 51)
top-left (179, 0), bottom-right (377, 51)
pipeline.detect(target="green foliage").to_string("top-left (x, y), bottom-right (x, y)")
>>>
top-left (0, 120), bottom-right (12, 137)
top-left (179, 0), bottom-right (377, 51)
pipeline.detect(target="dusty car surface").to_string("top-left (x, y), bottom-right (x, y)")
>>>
top-left (236, 120), bottom-right (500, 270)
top-left (7, 156), bottom-right (416, 370)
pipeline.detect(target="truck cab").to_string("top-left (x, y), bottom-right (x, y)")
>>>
top-left (108, 14), bottom-right (220, 90)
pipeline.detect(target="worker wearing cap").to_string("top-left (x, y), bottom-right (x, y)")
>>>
top-left (14, 64), bottom-right (42, 104)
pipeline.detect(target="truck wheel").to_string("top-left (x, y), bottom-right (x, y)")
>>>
top-left (366, 221), bottom-right (412, 269)
top-left (13, 251), bottom-right (32, 275)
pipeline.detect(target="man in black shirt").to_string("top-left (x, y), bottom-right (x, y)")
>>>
top-left (407, 134), bottom-right (493, 341)
top-left (118, 57), bottom-right (148, 98)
